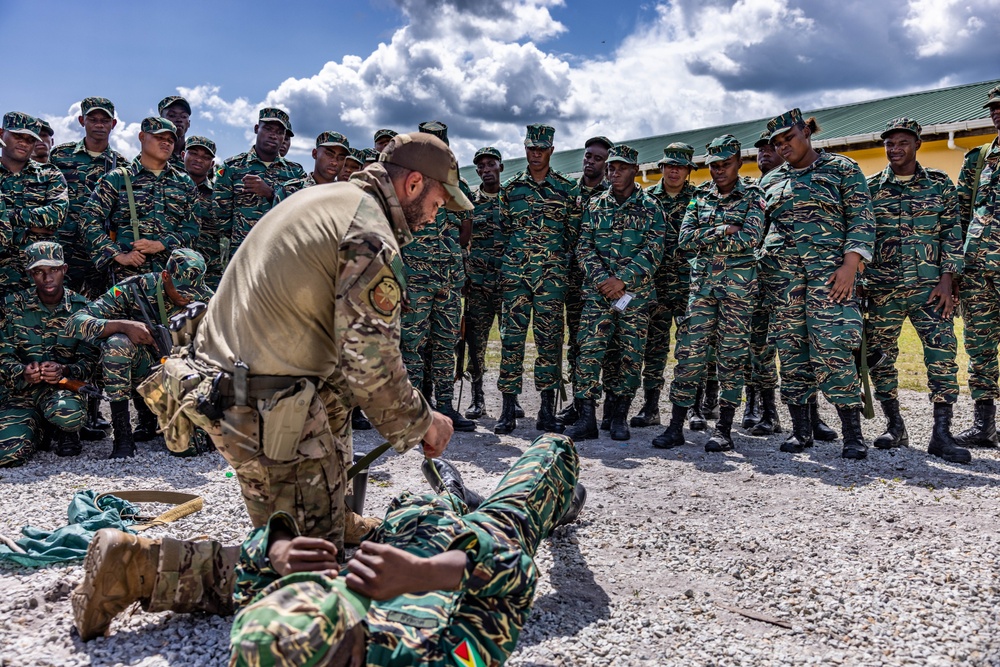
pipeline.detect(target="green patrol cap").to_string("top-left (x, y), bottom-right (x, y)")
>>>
top-left (585, 135), bottom-right (614, 151)
top-left (374, 128), bottom-right (397, 143)
top-left (880, 117), bottom-right (922, 140)
top-left (362, 148), bottom-right (380, 164)
top-left (141, 117), bottom-right (178, 139)
top-left (753, 130), bottom-right (771, 149)
top-left (658, 142), bottom-right (696, 168)
top-left (983, 85), bottom-right (1000, 109)
top-left (473, 146), bottom-right (503, 164)
top-left (38, 120), bottom-right (53, 137)
top-left (380, 133), bottom-right (473, 212)
top-left (345, 148), bottom-right (364, 166)
top-left (524, 123), bottom-right (555, 149)
top-left (606, 143), bottom-right (638, 166)
top-left (3, 112), bottom-right (44, 141)
top-left (24, 241), bottom-right (65, 271)
top-left (185, 135), bottom-right (216, 156)
top-left (157, 95), bottom-right (191, 116)
top-left (229, 573), bottom-right (370, 667)
top-left (166, 248), bottom-right (209, 300)
top-left (258, 107), bottom-right (292, 134)
top-left (315, 131), bottom-right (350, 150)
top-left (705, 134), bottom-right (741, 164)
top-left (766, 108), bottom-right (804, 139)
top-left (81, 97), bottom-right (115, 118)
top-left (418, 121), bottom-right (449, 146)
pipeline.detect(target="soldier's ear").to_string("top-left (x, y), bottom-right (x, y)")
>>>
top-left (499, 164), bottom-right (504, 173)
top-left (78, 116), bottom-right (86, 128)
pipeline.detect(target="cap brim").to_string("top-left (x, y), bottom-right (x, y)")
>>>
top-left (148, 128), bottom-right (178, 138)
top-left (444, 181), bottom-right (474, 212)
top-left (524, 141), bottom-right (552, 149)
top-left (983, 100), bottom-right (1000, 109)
top-left (8, 128), bottom-right (42, 142)
top-left (753, 140), bottom-right (770, 148)
top-left (705, 152), bottom-right (738, 164)
top-left (318, 141), bottom-right (349, 150)
top-left (26, 259), bottom-right (65, 270)
top-left (260, 119), bottom-right (291, 132)
top-left (879, 128), bottom-right (920, 140)
top-left (606, 157), bottom-right (636, 166)
top-left (658, 158), bottom-right (695, 168)
top-left (85, 107), bottom-right (115, 118)
top-left (768, 126), bottom-right (792, 141)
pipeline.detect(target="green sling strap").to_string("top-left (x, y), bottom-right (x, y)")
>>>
top-left (121, 168), bottom-right (141, 245)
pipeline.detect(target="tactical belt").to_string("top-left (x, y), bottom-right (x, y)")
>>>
top-left (216, 374), bottom-right (321, 407)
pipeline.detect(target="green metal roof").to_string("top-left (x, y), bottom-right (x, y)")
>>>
top-left (461, 78), bottom-right (1000, 185)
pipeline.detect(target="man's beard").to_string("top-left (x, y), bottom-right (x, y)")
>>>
top-left (402, 180), bottom-right (436, 230)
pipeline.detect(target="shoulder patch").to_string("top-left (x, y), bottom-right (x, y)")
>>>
top-left (368, 274), bottom-right (401, 317)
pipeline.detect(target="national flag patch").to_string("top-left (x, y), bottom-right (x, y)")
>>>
top-left (452, 639), bottom-right (486, 667)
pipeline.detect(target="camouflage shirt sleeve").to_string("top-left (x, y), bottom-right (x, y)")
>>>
top-left (212, 163), bottom-right (235, 242)
top-left (450, 523), bottom-right (537, 600)
top-left (936, 172), bottom-right (964, 276)
top-left (78, 170), bottom-right (123, 270)
top-left (839, 160), bottom-right (875, 262)
top-left (12, 165), bottom-right (69, 238)
top-left (232, 511), bottom-right (300, 609)
top-left (577, 202), bottom-right (612, 288)
top-left (66, 281), bottom-right (136, 341)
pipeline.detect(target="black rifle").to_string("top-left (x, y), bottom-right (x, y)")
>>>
top-left (127, 282), bottom-right (173, 360)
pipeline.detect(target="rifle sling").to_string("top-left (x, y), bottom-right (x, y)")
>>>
top-left (121, 168), bottom-right (141, 245)
top-left (155, 278), bottom-right (170, 326)
top-left (348, 441), bottom-right (392, 481)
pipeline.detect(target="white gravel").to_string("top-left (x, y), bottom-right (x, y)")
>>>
top-left (2, 379), bottom-right (1000, 666)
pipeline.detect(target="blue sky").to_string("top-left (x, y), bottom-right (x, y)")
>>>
top-left (6, 1), bottom-right (999, 167)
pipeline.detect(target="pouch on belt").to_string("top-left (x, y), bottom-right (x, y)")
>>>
top-left (258, 379), bottom-right (316, 462)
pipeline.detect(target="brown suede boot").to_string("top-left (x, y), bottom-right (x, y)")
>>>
top-left (344, 510), bottom-right (381, 546)
top-left (72, 529), bottom-right (159, 641)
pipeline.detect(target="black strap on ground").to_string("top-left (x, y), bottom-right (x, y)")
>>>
top-left (348, 441), bottom-right (392, 480)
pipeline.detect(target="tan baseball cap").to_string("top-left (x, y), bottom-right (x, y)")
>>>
top-left (379, 133), bottom-right (473, 212)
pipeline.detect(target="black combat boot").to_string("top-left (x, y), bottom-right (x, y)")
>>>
top-left (80, 396), bottom-right (110, 441)
top-left (741, 385), bottom-right (761, 429)
top-left (706, 405), bottom-right (736, 452)
top-left (873, 399), bottom-right (908, 449)
top-left (554, 482), bottom-right (588, 528)
top-left (422, 377), bottom-right (435, 410)
top-left (465, 380), bottom-right (486, 420)
top-left (556, 399), bottom-right (578, 426)
top-left (838, 407), bottom-right (867, 460)
top-left (108, 400), bottom-right (136, 459)
top-left (421, 458), bottom-right (485, 509)
top-left (652, 403), bottom-right (688, 449)
top-left (688, 386), bottom-right (707, 431)
top-left (780, 404), bottom-right (813, 453)
top-left (702, 380), bottom-right (720, 419)
top-left (131, 392), bottom-right (159, 442)
top-left (37, 424), bottom-right (54, 452)
top-left (630, 388), bottom-right (661, 428)
top-left (351, 407), bottom-right (372, 431)
top-left (536, 389), bottom-right (563, 432)
top-left (928, 403), bottom-right (972, 464)
top-left (751, 388), bottom-right (782, 435)
top-left (55, 430), bottom-right (83, 457)
top-left (610, 396), bottom-right (632, 441)
top-left (494, 394), bottom-right (518, 435)
top-left (810, 397), bottom-right (838, 441)
top-left (513, 397), bottom-right (525, 419)
top-left (954, 400), bottom-right (999, 448)
top-left (438, 402), bottom-right (477, 432)
top-left (565, 398), bottom-right (598, 441)
top-left (599, 391), bottom-right (616, 431)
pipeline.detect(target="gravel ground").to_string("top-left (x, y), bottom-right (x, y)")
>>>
top-left (2, 374), bottom-right (1000, 666)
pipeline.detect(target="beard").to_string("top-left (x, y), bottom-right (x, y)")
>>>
top-left (401, 180), bottom-right (437, 231)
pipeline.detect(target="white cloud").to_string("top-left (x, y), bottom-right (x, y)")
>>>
top-left (904, 0), bottom-right (997, 57)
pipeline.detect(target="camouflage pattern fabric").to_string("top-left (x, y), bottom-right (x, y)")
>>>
top-left (77, 158), bottom-right (200, 278)
top-left (212, 147), bottom-right (306, 261)
top-left (233, 433), bottom-right (579, 667)
top-left (464, 186), bottom-right (504, 382)
top-left (574, 186), bottom-right (665, 400)
top-left (146, 535), bottom-right (241, 616)
top-left (273, 172), bottom-right (317, 204)
top-left (497, 169), bottom-right (581, 394)
top-left (865, 162), bottom-right (963, 404)
top-left (668, 180), bottom-right (764, 408)
top-left (758, 152), bottom-right (875, 407)
top-left (49, 140), bottom-right (130, 294)
top-left (189, 177), bottom-right (225, 290)
top-left (745, 293), bottom-right (778, 390)
top-left (957, 137), bottom-right (999, 229)
top-left (0, 288), bottom-right (97, 466)
top-left (0, 160), bottom-right (69, 295)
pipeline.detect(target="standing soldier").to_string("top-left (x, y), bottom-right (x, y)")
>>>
top-left (0, 242), bottom-right (99, 465)
top-left (631, 143), bottom-right (700, 429)
top-left (183, 136), bottom-right (222, 288)
top-left (0, 112), bottom-right (69, 297)
top-left (463, 147), bottom-right (505, 420)
top-left (757, 109), bottom-right (875, 459)
top-left (955, 86), bottom-right (1000, 448)
top-left (274, 131), bottom-right (350, 202)
top-left (864, 117), bottom-right (969, 463)
top-left (66, 249), bottom-right (212, 458)
top-left (213, 108), bottom-right (306, 266)
top-left (558, 136), bottom-right (612, 427)
top-left (78, 117), bottom-right (200, 281)
top-left (653, 136), bottom-right (764, 452)
top-left (32, 120), bottom-right (54, 164)
top-left (495, 124), bottom-right (580, 434)
top-left (158, 96), bottom-right (191, 171)
top-left (565, 144), bottom-right (665, 441)
top-left (373, 129), bottom-right (397, 153)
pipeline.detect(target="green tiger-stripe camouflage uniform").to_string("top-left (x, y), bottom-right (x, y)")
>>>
top-left (273, 172), bottom-right (317, 203)
top-left (865, 162), bottom-right (962, 404)
top-left (190, 177), bottom-right (223, 289)
top-left (0, 161), bottom-right (69, 295)
top-left (78, 158), bottom-right (200, 279)
top-left (759, 152), bottom-right (875, 407)
top-left (212, 147), bottom-right (306, 262)
top-left (575, 185), bottom-right (665, 401)
top-left (565, 178), bottom-right (608, 387)
top-left (49, 140), bottom-right (130, 294)
top-left (497, 169), bottom-right (581, 394)
top-left (465, 185), bottom-right (504, 383)
top-left (0, 287), bottom-right (98, 466)
top-left (958, 138), bottom-right (1000, 400)
top-left (957, 136), bottom-right (998, 228)
top-left (669, 179), bottom-right (764, 408)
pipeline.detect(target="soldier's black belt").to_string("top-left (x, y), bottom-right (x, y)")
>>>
top-left (217, 374), bottom-right (321, 408)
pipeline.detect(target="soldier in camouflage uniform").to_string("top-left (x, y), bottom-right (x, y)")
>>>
top-left (67, 249), bottom-right (212, 458)
top-left (274, 131), bottom-right (350, 202)
top-left (374, 128), bottom-right (397, 153)
top-left (32, 120), bottom-right (54, 164)
top-left (0, 242), bottom-right (99, 466)
top-left (463, 146), bottom-right (505, 420)
top-left (182, 136), bottom-right (221, 287)
top-left (954, 85), bottom-right (1000, 449)
top-left (0, 112), bottom-right (69, 297)
top-left (495, 124), bottom-right (581, 435)
top-left (340, 148), bottom-right (365, 181)
top-left (758, 109), bottom-right (875, 459)
top-left (565, 145), bottom-right (665, 442)
top-left (863, 117), bottom-right (969, 463)
top-left (362, 147), bottom-right (380, 164)
top-left (78, 117), bottom-right (200, 282)
top-left (653, 136), bottom-right (764, 452)
top-left (558, 136), bottom-right (612, 427)
top-left (158, 96), bottom-right (191, 172)
top-left (213, 107), bottom-right (306, 265)
top-left (631, 143), bottom-right (704, 429)
top-left (73, 433), bottom-right (581, 667)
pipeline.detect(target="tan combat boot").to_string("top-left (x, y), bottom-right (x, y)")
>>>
top-left (72, 528), bottom-right (159, 641)
top-left (344, 510), bottom-right (381, 546)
